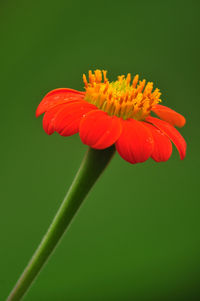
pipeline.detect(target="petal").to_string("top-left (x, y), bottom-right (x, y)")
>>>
top-left (146, 116), bottom-right (186, 160)
top-left (152, 104), bottom-right (186, 127)
top-left (143, 122), bottom-right (172, 162)
top-left (42, 104), bottom-right (65, 135)
top-left (36, 88), bottom-right (85, 117)
top-left (115, 119), bottom-right (154, 164)
top-left (43, 101), bottom-right (96, 136)
top-left (79, 110), bottom-right (122, 149)
top-left (54, 101), bottom-right (96, 136)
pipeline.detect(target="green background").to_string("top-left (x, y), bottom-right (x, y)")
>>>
top-left (1, 0), bottom-right (199, 300)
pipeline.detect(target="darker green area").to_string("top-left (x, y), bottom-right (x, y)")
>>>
top-left (0, 0), bottom-right (199, 300)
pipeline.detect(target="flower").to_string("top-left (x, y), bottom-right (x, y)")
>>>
top-left (36, 70), bottom-right (186, 164)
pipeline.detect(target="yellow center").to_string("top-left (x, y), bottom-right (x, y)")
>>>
top-left (83, 70), bottom-right (161, 120)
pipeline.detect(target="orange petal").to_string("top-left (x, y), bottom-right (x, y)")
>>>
top-left (42, 104), bottom-right (66, 135)
top-left (146, 116), bottom-right (186, 160)
top-left (152, 104), bottom-right (186, 128)
top-left (143, 122), bottom-right (172, 162)
top-left (54, 102), bottom-right (96, 136)
top-left (36, 88), bottom-right (85, 117)
top-left (115, 119), bottom-right (154, 164)
top-left (43, 101), bottom-right (96, 136)
top-left (79, 110), bottom-right (122, 149)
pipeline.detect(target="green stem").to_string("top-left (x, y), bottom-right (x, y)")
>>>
top-left (7, 146), bottom-right (115, 301)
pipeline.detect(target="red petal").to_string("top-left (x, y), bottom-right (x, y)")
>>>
top-left (79, 110), bottom-right (122, 149)
top-left (36, 88), bottom-right (85, 117)
top-left (43, 101), bottom-right (96, 136)
top-left (54, 101), bottom-right (96, 136)
top-left (146, 116), bottom-right (186, 160)
top-left (42, 104), bottom-right (65, 135)
top-left (152, 104), bottom-right (186, 127)
top-left (143, 122), bottom-right (172, 162)
top-left (115, 119), bottom-right (154, 164)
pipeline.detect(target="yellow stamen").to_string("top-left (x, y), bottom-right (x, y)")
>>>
top-left (83, 74), bottom-right (88, 88)
top-left (132, 74), bottom-right (139, 88)
top-left (126, 73), bottom-right (131, 85)
top-left (83, 70), bottom-right (161, 120)
top-left (103, 70), bottom-right (108, 83)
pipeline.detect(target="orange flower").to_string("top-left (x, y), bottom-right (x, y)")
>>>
top-left (36, 70), bottom-right (186, 164)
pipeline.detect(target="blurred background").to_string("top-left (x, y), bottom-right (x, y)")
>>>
top-left (0, 0), bottom-right (199, 300)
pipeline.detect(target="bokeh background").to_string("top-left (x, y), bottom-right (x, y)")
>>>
top-left (1, 0), bottom-right (200, 300)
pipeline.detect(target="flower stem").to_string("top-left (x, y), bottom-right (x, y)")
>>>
top-left (7, 146), bottom-right (115, 301)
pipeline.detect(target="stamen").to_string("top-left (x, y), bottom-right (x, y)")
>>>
top-left (95, 70), bottom-right (102, 83)
top-left (126, 73), bottom-right (131, 85)
top-left (103, 70), bottom-right (108, 83)
top-left (137, 80), bottom-right (146, 93)
top-left (132, 74), bottom-right (139, 88)
top-left (83, 74), bottom-right (88, 88)
top-left (143, 82), bottom-right (153, 97)
top-left (83, 70), bottom-right (161, 121)
top-left (118, 75), bottom-right (125, 82)
top-left (103, 82), bottom-right (109, 94)
top-left (89, 70), bottom-right (95, 86)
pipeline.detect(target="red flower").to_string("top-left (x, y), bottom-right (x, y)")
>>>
top-left (36, 70), bottom-right (186, 164)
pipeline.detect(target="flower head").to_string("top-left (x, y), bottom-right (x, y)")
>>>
top-left (36, 70), bottom-right (186, 164)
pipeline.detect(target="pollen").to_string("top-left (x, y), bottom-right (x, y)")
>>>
top-left (83, 70), bottom-right (161, 120)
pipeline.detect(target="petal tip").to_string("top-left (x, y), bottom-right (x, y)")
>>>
top-left (152, 104), bottom-right (186, 128)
